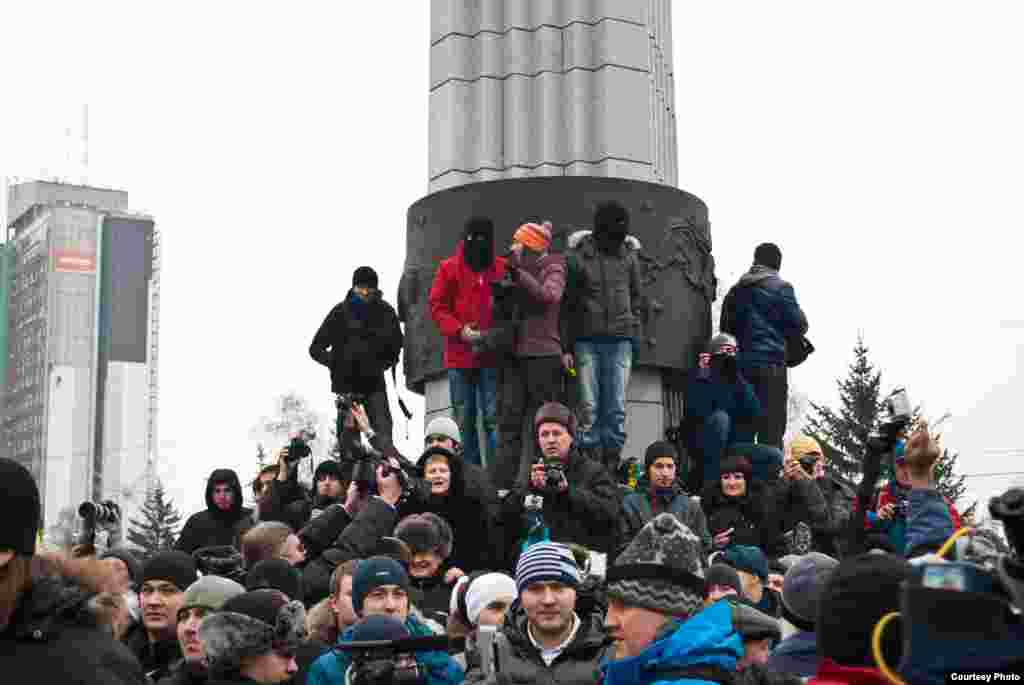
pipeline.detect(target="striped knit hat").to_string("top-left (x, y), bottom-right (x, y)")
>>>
top-left (513, 221), bottom-right (552, 252)
top-left (515, 542), bottom-right (581, 594)
top-left (606, 513), bottom-right (705, 618)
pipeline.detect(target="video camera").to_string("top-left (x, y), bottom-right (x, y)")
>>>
top-left (333, 635), bottom-right (459, 685)
top-left (78, 500), bottom-right (120, 525)
top-left (891, 487), bottom-right (1024, 681)
top-left (867, 388), bottom-right (913, 453)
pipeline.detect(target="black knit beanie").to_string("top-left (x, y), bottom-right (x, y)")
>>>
top-left (644, 441), bottom-right (678, 472)
top-left (314, 459), bottom-right (344, 482)
top-left (0, 458), bottom-right (41, 556)
top-left (754, 243), bottom-right (782, 270)
top-left (352, 266), bottom-right (379, 289)
top-left (704, 563), bottom-right (744, 599)
top-left (246, 558), bottom-right (304, 602)
top-left (816, 553), bottom-right (911, 667)
top-left (720, 454), bottom-right (752, 480)
top-left (142, 551), bottom-right (199, 592)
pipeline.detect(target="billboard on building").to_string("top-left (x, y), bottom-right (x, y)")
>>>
top-left (101, 217), bottom-right (153, 363)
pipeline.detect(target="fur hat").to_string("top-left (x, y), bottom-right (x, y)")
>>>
top-left (393, 513), bottom-right (453, 559)
top-left (754, 243), bottom-right (782, 270)
top-left (352, 266), bottom-right (379, 289)
top-left (424, 416), bottom-right (461, 445)
top-left (143, 551), bottom-right (198, 592)
top-left (781, 552), bottom-right (838, 633)
top-left (533, 402), bottom-right (577, 437)
top-left (0, 458), bottom-right (41, 556)
top-left (607, 513), bottom-right (705, 618)
top-left (199, 589), bottom-right (306, 675)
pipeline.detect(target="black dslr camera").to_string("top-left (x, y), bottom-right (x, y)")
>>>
top-left (286, 429), bottom-right (316, 464)
top-left (78, 500), bottom-right (120, 525)
top-left (334, 635), bottom-right (456, 685)
top-left (544, 462), bottom-right (566, 491)
top-left (335, 393), bottom-right (367, 416)
top-left (894, 487), bottom-right (1024, 680)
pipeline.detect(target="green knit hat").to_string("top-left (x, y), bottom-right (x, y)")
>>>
top-left (181, 575), bottom-right (246, 614)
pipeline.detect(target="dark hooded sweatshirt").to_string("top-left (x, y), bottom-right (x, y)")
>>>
top-left (175, 469), bottom-right (254, 555)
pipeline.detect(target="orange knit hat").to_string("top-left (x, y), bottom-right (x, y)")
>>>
top-left (513, 221), bottom-right (552, 252)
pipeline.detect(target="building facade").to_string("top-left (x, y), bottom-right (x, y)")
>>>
top-left (2, 181), bottom-right (160, 535)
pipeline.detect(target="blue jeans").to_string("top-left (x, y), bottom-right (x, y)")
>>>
top-left (448, 368), bottom-right (498, 467)
top-left (697, 410), bottom-right (783, 483)
top-left (575, 339), bottom-right (633, 451)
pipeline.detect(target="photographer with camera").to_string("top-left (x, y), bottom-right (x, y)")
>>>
top-left (176, 469), bottom-right (254, 555)
top-left (785, 435), bottom-right (857, 559)
top-left (683, 333), bottom-right (783, 491)
top-left (310, 266), bottom-right (404, 451)
top-left (499, 402), bottom-right (619, 567)
top-left (308, 556), bottom-right (464, 685)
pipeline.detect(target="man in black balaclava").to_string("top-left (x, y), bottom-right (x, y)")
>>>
top-left (310, 265), bottom-right (404, 454)
top-left (560, 201), bottom-right (644, 474)
top-left (428, 217), bottom-right (508, 467)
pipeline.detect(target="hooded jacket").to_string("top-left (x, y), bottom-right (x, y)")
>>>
top-left (309, 288), bottom-right (403, 395)
top-left (720, 266), bottom-right (808, 369)
top-left (176, 470), bottom-right (254, 555)
top-left (866, 481), bottom-right (961, 556)
top-left (0, 561), bottom-right (149, 685)
top-left (307, 612), bottom-right (463, 685)
top-left (429, 240), bottom-right (508, 369)
top-left (465, 602), bottom-right (612, 685)
top-left (619, 480), bottom-right (712, 560)
top-left (410, 448), bottom-right (499, 572)
top-left (561, 230), bottom-right (643, 349)
top-left (600, 600), bottom-right (743, 685)
top-left (509, 251), bottom-right (566, 357)
top-left (501, 444), bottom-right (620, 559)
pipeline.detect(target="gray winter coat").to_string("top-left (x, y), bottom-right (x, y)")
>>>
top-left (465, 602), bottom-right (612, 685)
top-left (619, 481), bottom-right (712, 561)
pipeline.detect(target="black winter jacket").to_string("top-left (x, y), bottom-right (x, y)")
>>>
top-left (811, 474), bottom-right (857, 559)
top-left (465, 602), bottom-right (612, 685)
top-left (561, 231), bottom-right (644, 348)
top-left (124, 621), bottom-right (183, 683)
top-left (156, 660), bottom-right (208, 685)
top-left (0, 572), bottom-right (148, 685)
top-left (501, 446), bottom-right (620, 560)
top-left (176, 469), bottom-right (254, 555)
top-left (309, 289), bottom-right (403, 395)
top-left (720, 267), bottom-right (808, 369)
top-left (409, 448), bottom-right (499, 573)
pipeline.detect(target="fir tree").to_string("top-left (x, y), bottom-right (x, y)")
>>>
top-left (933, 446), bottom-right (976, 519)
top-left (804, 335), bottom-right (883, 480)
top-left (127, 479), bottom-right (183, 558)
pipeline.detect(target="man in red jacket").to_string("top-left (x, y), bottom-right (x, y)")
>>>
top-left (429, 217), bottom-right (507, 468)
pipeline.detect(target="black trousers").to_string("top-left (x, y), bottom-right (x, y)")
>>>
top-left (736, 364), bottom-right (788, 450)
top-left (339, 386), bottom-right (393, 456)
top-left (494, 355), bottom-right (565, 491)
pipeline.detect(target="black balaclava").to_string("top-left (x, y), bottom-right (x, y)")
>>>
top-left (593, 201), bottom-right (630, 254)
top-left (463, 217), bottom-right (495, 273)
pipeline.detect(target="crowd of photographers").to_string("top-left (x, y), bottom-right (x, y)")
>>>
top-left (1, 205), bottom-right (1022, 684)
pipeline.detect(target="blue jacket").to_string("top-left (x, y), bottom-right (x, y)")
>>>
top-left (600, 600), bottom-right (743, 685)
top-left (306, 613), bottom-right (463, 685)
top-left (767, 630), bottom-right (818, 678)
top-left (720, 267), bottom-right (807, 369)
top-left (684, 368), bottom-right (760, 442)
top-left (904, 488), bottom-right (955, 556)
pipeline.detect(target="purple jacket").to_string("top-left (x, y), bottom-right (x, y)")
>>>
top-left (511, 252), bottom-right (566, 357)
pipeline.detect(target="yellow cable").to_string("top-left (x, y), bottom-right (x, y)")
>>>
top-left (871, 612), bottom-right (908, 685)
top-left (936, 525), bottom-right (973, 559)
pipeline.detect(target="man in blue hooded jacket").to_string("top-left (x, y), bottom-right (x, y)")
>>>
top-left (602, 513), bottom-right (743, 685)
top-left (306, 556), bottom-right (463, 685)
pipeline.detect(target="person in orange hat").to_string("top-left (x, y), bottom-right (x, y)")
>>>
top-left (493, 221), bottom-right (568, 492)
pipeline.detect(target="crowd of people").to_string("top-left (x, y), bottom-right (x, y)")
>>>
top-left (1, 204), bottom-right (1020, 684)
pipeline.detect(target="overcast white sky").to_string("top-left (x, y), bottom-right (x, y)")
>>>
top-left (2, 2), bottom-right (1022, 520)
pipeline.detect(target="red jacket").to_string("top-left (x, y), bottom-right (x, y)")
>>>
top-left (429, 241), bottom-right (507, 369)
top-left (809, 658), bottom-right (891, 684)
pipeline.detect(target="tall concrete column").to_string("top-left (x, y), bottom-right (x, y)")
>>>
top-left (401, 1), bottom-right (713, 466)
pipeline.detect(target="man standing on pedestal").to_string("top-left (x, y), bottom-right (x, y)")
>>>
top-left (720, 243), bottom-right (808, 450)
top-left (429, 217), bottom-right (508, 467)
top-left (562, 201), bottom-right (644, 473)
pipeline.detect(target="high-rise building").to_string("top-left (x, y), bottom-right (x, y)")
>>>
top-left (2, 180), bottom-right (160, 536)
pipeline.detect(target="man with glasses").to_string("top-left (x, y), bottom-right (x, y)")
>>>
top-left (123, 551), bottom-right (199, 682)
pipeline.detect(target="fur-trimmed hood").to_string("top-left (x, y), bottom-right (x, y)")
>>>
top-left (198, 595), bottom-right (306, 674)
top-left (567, 229), bottom-right (642, 251)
